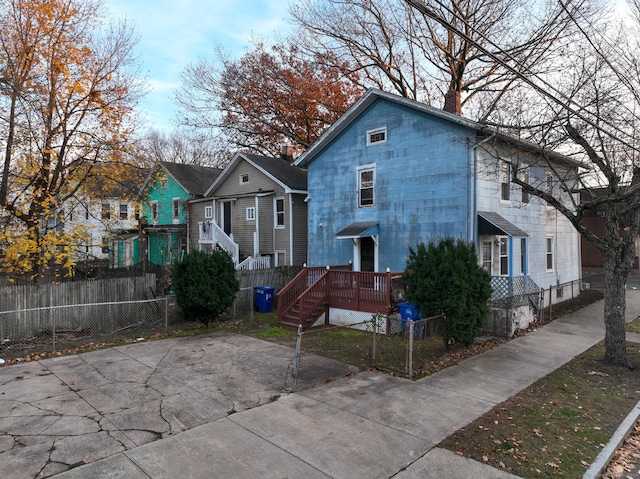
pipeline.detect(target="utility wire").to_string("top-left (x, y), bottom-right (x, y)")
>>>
top-left (404, 0), bottom-right (638, 150)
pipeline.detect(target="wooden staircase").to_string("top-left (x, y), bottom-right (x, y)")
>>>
top-left (277, 265), bottom-right (354, 328)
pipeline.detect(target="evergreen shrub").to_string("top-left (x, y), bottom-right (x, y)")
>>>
top-left (403, 238), bottom-right (492, 346)
top-left (172, 248), bottom-right (239, 326)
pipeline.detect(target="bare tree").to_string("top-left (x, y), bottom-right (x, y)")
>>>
top-left (409, 0), bottom-right (639, 366)
top-left (292, 0), bottom-right (599, 115)
top-left (140, 129), bottom-right (231, 168)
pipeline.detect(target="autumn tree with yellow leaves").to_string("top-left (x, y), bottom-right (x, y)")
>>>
top-left (0, 0), bottom-right (143, 281)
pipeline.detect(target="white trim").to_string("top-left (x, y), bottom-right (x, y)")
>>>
top-left (239, 173), bottom-right (249, 185)
top-left (274, 196), bottom-right (285, 229)
top-left (204, 205), bottom-right (213, 219)
top-left (357, 163), bottom-right (376, 208)
top-left (366, 126), bottom-right (387, 146)
top-left (246, 207), bottom-right (256, 221)
top-left (546, 234), bottom-right (554, 272)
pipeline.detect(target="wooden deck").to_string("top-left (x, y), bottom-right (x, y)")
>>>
top-left (277, 266), bottom-right (402, 328)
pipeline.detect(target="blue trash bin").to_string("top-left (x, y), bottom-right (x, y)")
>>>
top-left (254, 286), bottom-right (275, 313)
top-left (397, 302), bottom-right (422, 336)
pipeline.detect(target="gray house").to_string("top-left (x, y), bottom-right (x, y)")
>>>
top-left (191, 152), bottom-right (308, 269)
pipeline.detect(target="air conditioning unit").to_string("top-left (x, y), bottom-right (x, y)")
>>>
top-left (581, 282), bottom-right (591, 291)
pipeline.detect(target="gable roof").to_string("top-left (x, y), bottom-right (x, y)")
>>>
top-left (142, 162), bottom-right (221, 198)
top-left (205, 152), bottom-right (307, 197)
top-left (294, 88), bottom-right (583, 170)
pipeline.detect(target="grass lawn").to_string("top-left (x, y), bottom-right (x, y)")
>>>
top-left (439, 341), bottom-right (640, 478)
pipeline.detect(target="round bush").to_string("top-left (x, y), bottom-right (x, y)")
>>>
top-left (172, 248), bottom-right (239, 325)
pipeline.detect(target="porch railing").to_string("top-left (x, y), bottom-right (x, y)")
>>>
top-left (277, 265), bottom-right (399, 327)
top-left (198, 221), bottom-right (239, 265)
top-left (236, 256), bottom-right (271, 271)
top-left (277, 264), bottom-right (352, 324)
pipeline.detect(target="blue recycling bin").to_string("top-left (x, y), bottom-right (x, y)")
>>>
top-left (397, 302), bottom-right (422, 336)
top-left (254, 286), bottom-right (275, 313)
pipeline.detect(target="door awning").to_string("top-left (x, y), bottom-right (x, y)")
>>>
top-left (335, 222), bottom-right (379, 239)
top-left (478, 211), bottom-right (527, 237)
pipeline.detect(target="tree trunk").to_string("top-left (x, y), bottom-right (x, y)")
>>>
top-left (603, 251), bottom-right (631, 367)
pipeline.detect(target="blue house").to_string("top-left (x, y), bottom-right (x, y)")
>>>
top-left (289, 89), bottom-right (581, 330)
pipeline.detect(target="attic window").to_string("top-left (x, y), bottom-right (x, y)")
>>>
top-left (240, 173), bottom-right (249, 185)
top-left (160, 178), bottom-right (168, 188)
top-left (367, 127), bottom-right (386, 146)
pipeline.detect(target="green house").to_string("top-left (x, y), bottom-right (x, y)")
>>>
top-left (140, 162), bottom-right (222, 266)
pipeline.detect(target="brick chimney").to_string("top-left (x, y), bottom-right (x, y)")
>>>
top-left (281, 145), bottom-right (295, 163)
top-left (443, 90), bottom-right (461, 115)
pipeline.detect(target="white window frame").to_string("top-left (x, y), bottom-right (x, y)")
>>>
top-left (482, 240), bottom-right (493, 274)
top-left (246, 207), bottom-right (256, 221)
top-left (101, 202), bottom-right (111, 220)
top-left (172, 198), bottom-right (180, 220)
top-left (500, 161), bottom-right (511, 202)
top-left (520, 167), bottom-right (530, 204)
top-left (357, 164), bottom-right (376, 208)
top-left (367, 127), bottom-right (387, 146)
top-left (497, 236), bottom-right (509, 276)
top-left (204, 206), bottom-right (213, 219)
top-left (546, 235), bottom-right (554, 271)
top-left (274, 197), bottom-right (285, 228)
top-left (240, 173), bottom-right (249, 185)
top-left (119, 203), bottom-right (128, 220)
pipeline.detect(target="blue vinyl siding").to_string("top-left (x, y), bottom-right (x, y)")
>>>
top-left (307, 100), bottom-right (474, 272)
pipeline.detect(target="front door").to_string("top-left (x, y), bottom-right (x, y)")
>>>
top-left (223, 202), bottom-right (232, 236)
top-left (360, 237), bottom-right (375, 272)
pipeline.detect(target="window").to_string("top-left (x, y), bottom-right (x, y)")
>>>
top-left (367, 127), bottom-right (387, 145)
top-left (84, 203), bottom-right (89, 220)
top-left (134, 206), bottom-right (140, 220)
top-left (498, 236), bottom-right (509, 276)
top-left (501, 162), bottom-right (511, 201)
top-left (274, 197), bottom-right (285, 227)
top-left (545, 172), bottom-right (553, 195)
top-left (546, 236), bottom-right (554, 271)
top-left (151, 201), bottom-right (158, 222)
top-left (482, 241), bottom-right (492, 273)
top-left (240, 173), bottom-right (249, 185)
top-left (160, 178), bottom-right (168, 188)
top-left (246, 207), bottom-right (256, 221)
top-left (520, 168), bottom-right (530, 204)
top-left (358, 165), bottom-right (375, 207)
top-left (556, 286), bottom-right (564, 298)
top-left (101, 202), bottom-right (110, 220)
top-left (119, 203), bottom-right (128, 220)
top-left (172, 198), bottom-right (180, 219)
top-left (204, 206), bottom-right (213, 219)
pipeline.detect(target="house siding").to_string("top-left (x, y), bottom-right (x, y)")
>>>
top-left (475, 146), bottom-right (581, 290)
top-left (188, 201), bottom-right (209, 252)
top-left (307, 99), bottom-right (473, 271)
top-left (291, 193), bottom-right (308, 265)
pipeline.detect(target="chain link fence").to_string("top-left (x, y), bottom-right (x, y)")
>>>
top-left (288, 313), bottom-right (449, 391)
top-left (0, 296), bottom-right (178, 360)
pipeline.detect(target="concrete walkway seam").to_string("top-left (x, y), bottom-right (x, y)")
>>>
top-left (583, 400), bottom-right (640, 479)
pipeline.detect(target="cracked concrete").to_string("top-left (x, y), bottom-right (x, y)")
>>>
top-left (0, 332), bottom-right (299, 479)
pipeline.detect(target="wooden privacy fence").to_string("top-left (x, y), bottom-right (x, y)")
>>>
top-left (0, 274), bottom-right (158, 313)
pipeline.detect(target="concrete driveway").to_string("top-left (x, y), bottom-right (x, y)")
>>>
top-left (0, 333), bottom-right (297, 479)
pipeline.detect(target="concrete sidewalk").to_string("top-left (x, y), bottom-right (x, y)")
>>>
top-left (49, 290), bottom-right (640, 479)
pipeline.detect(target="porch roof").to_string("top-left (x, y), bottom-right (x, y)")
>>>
top-left (335, 222), bottom-right (379, 239)
top-left (478, 211), bottom-right (527, 237)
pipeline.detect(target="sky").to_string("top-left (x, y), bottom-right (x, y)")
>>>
top-left (106, 0), bottom-right (293, 133)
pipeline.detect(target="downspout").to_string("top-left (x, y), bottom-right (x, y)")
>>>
top-left (255, 196), bottom-right (259, 257)
top-left (289, 194), bottom-right (294, 266)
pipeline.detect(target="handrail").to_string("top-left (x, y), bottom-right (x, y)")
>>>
top-left (236, 256), bottom-right (271, 271)
top-left (208, 221), bottom-right (239, 265)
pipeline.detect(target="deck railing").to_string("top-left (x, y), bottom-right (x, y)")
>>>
top-left (277, 264), bottom-right (352, 324)
top-left (198, 221), bottom-right (239, 265)
top-left (277, 265), bottom-right (399, 326)
top-left (236, 256), bottom-right (271, 271)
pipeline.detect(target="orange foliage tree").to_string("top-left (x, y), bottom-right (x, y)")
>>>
top-left (0, 0), bottom-right (143, 280)
top-left (176, 41), bottom-right (363, 157)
